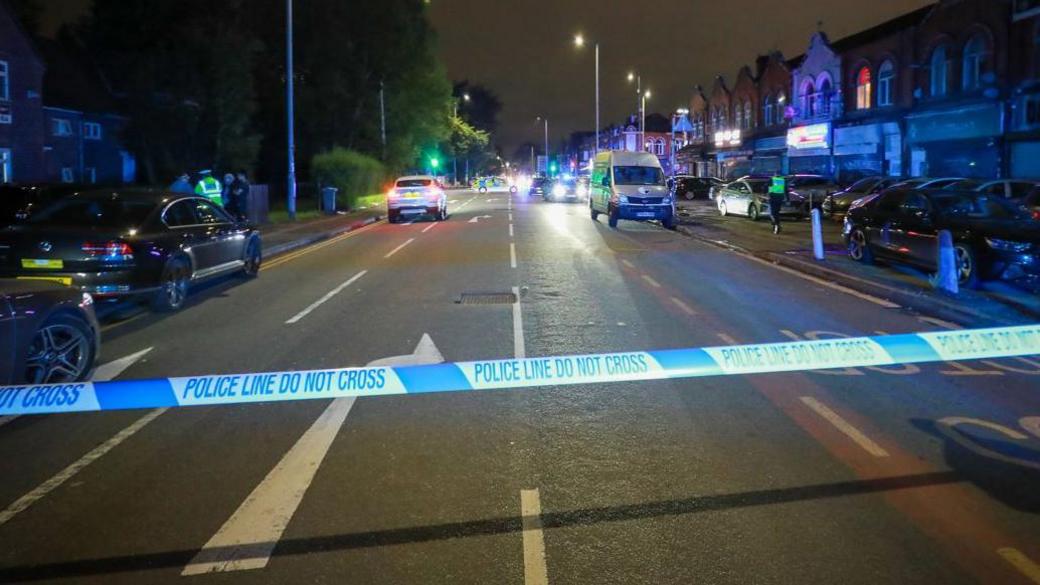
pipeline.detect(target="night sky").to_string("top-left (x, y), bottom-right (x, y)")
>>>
top-left (42, 0), bottom-right (936, 155)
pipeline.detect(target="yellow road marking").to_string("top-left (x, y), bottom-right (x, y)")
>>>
top-left (262, 220), bottom-right (384, 271)
top-left (999, 548), bottom-right (1040, 584)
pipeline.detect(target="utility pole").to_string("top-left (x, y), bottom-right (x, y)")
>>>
top-left (380, 80), bottom-right (387, 160)
top-left (286, 0), bottom-right (297, 220)
top-left (595, 43), bottom-right (600, 155)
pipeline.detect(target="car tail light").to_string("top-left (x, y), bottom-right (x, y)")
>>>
top-left (387, 189), bottom-right (399, 199)
top-left (82, 241), bottom-right (134, 260)
top-left (1033, 209), bottom-right (1040, 222)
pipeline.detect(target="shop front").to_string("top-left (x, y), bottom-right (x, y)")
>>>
top-left (751, 135), bottom-right (787, 175)
top-left (787, 122), bottom-right (833, 177)
top-left (832, 122), bottom-right (902, 182)
top-left (905, 102), bottom-right (1003, 179)
top-left (1007, 90), bottom-right (1040, 179)
top-left (713, 129), bottom-right (751, 178)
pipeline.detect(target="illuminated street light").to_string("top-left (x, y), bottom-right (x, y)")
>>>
top-left (574, 31), bottom-right (600, 154)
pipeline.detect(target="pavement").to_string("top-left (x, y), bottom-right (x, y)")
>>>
top-left (1, 189), bottom-right (1040, 584)
top-left (676, 198), bottom-right (1040, 327)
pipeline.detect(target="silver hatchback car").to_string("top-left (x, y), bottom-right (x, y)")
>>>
top-left (387, 175), bottom-right (448, 223)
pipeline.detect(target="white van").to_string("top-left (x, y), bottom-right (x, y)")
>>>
top-left (589, 151), bottom-right (676, 229)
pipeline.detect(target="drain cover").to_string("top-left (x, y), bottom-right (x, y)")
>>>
top-left (456, 292), bottom-right (517, 305)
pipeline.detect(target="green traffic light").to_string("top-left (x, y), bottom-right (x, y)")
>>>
top-left (431, 158), bottom-right (440, 168)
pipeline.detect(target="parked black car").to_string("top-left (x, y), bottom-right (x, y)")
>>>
top-left (823, 176), bottom-right (902, 218)
top-left (844, 189), bottom-right (1040, 287)
top-left (0, 279), bottom-right (100, 384)
top-left (786, 175), bottom-right (839, 210)
top-left (0, 190), bottom-right (262, 312)
top-left (0, 184), bottom-right (85, 228)
top-left (669, 176), bottom-right (721, 200)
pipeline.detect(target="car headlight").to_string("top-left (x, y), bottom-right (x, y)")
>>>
top-left (576, 186), bottom-right (588, 197)
top-left (552, 185), bottom-right (566, 197)
top-left (618, 195), bottom-right (629, 204)
top-left (985, 238), bottom-right (1033, 252)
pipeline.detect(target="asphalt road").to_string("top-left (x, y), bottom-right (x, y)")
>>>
top-left (1, 190), bottom-right (1039, 584)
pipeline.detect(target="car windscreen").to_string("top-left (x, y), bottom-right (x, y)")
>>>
top-left (397, 179), bottom-right (432, 188)
top-left (532, 178), bottom-right (549, 186)
top-left (27, 196), bottom-right (156, 228)
top-left (846, 178), bottom-right (878, 192)
top-left (933, 194), bottom-right (1030, 221)
top-left (614, 166), bottom-right (664, 186)
top-left (749, 181), bottom-right (771, 194)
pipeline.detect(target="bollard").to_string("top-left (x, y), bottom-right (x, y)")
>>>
top-left (934, 229), bottom-right (959, 295)
top-left (811, 208), bottom-right (825, 261)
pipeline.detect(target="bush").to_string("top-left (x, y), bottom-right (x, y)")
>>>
top-left (311, 148), bottom-right (386, 210)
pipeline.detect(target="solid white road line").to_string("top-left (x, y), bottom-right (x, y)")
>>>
top-left (739, 253), bottom-right (900, 309)
top-left (999, 548), bottom-right (1040, 584)
top-left (520, 489), bottom-right (549, 585)
top-left (513, 286), bottom-right (526, 359)
top-left (670, 297), bottom-right (697, 316)
top-left (285, 270), bottom-right (367, 325)
top-left (511, 243), bottom-right (518, 269)
top-left (183, 398), bottom-right (356, 574)
top-left (183, 338), bottom-right (445, 575)
top-left (0, 347), bottom-right (157, 525)
top-left (641, 275), bottom-right (662, 288)
top-left (509, 213), bottom-right (513, 222)
top-left (422, 223), bottom-right (437, 234)
top-left (384, 238), bottom-right (416, 259)
top-left (799, 396), bottom-right (889, 457)
top-left (620, 259), bottom-right (635, 269)
top-left (509, 224), bottom-right (515, 238)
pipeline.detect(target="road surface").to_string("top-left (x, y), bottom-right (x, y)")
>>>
top-left (1, 190), bottom-right (1039, 584)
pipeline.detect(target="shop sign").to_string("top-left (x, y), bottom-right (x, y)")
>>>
top-left (714, 129), bottom-right (742, 148)
top-left (787, 123), bottom-right (831, 151)
top-left (906, 103), bottom-right (1003, 143)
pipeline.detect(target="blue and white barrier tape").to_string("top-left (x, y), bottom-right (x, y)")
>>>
top-left (1, 325), bottom-right (1038, 417)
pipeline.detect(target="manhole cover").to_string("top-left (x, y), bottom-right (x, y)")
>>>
top-left (456, 292), bottom-right (517, 305)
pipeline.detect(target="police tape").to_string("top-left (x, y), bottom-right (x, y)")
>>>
top-left (1, 325), bottom-right (1038, 417)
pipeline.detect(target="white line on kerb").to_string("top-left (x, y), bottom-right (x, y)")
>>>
top-left (799, 396), bottom-right (890, 457)
top-left (513, 286), bottom-right (526, 359)
top-left (641, 275), bottom-right (662, 288)
top-left (620, 259), bottom-right (635, 269)
top-left (520, 489), bottom-right (549, 585)
top-left (510, 243), bottom-right (518, 269)
top-left (182, 397), bottom-right (357, 575)
top-left (286, 270), bottom-right (367, 324)
top-left (385, 238), bottom-right (416, 259)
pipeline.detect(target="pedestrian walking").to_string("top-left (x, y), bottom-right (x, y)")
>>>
top-left (231, 172), bottom-right (251, 221)
top-left (194, 170), bottom-right (223, 206)
top-left (169, 172), bottom-right (193, 194)
top-left (768, 174), bottom-right (787, 235)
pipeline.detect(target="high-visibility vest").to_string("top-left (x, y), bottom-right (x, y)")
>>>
top-left (195, 176), bottom-right (223, 205)
top-left (768, 176), bottom-right (786, 195)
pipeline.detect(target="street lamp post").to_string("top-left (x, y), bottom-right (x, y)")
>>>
top-left (286, 0), bottom-right (297, 220)
top-left (628, 72), bottom-right (645, 152)
top-left (641, 90), bottom-right (651, 153)
top-left (453, 93), bottom-right (470, 185)
top-left (536, 116), bottom-right (549, 176)
top-left (671, 108), bottom-right (689, 175)
top-left (574, 34), bottom-right (600, 156)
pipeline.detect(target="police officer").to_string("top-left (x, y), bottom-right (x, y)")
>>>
top-left (768, 173), bottom-right (787, 235)
top-left (194, 170), bottom-right (224, 206)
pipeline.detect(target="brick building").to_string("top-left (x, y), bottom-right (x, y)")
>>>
top-left (752, 52), bottom-right (796, 175)
top-left (787, 32), bottom-right (844, 175)
top-left (1007, 0), bottom-right (1040, 177)
top-left (0, 0), bottom-right (46, 183)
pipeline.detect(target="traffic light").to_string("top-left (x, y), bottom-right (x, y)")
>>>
top-left (431, 158), bottom-right (441, 169)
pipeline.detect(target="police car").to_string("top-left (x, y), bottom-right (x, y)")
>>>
top-left (387, 176), bottom-right (448, 223)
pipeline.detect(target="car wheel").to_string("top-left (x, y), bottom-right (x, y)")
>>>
top-left (662, 215), bottom-right (677, 231)
top-left (608, 205), bottom-right (619, 228)
top-left (241, 238), bottom-right (261, 278)
top-left (748, 204), bottom-right (760, 221)
top-left (23, 313), bottom-right (96, 384)
top-left (955, 243), bottom-right (980, 289)
top-left (848, 228), bottom-right (874, 264)
top-left (684, 191), bottom-right (696, 201)
top-left (590, 201), bottom-right (600, 221)
top-left (153, 258), bottom-right (190, 312)
top-left (719, 200), bottom-right (728, 216)
top-left (388, 211), bottom-right (399, 224)
top-left (439, 206), bottom-right (448, 221)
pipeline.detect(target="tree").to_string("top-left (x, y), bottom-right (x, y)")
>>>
top-left (6, 0), bottom-right (42, 35)
top-left (453, 81), bottom-right (501, 134)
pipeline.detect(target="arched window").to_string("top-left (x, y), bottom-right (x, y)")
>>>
top-left (657, 138), bottom-right (666, 156)
top-left (733, 105), bottom-right (743, 131)
top-left (800, 79), bottom-right (815, 118)
top-left (963, 34), bottom-right (987, 91)
top-left (878, 60), bottom-right (895, 106)
top-left (743, 100), bottom-right (752, 129)
top-left (818, 77), bottom-right (833, 115)
top-left (855, 67), bottom-right (872, 110)
top-left (777, 91), bottom-right (787, 122)
top-left (763, 94), bottom-right (774, 126)
top-left (930, 45), bottom-right (949, 97)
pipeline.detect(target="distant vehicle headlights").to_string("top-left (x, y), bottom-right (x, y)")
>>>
top-left (985, 238), bottom-right (1033, 252)
top-left (552, 184), bottom-right (566, 198)
top-left (576, 185), bottom-right (588, 197)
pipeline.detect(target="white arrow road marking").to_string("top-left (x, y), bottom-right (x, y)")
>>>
top-left (468, 215), bottom-right (493, 224)
top-left (183, 336), bottom-right (445, 575)
top-left (0, 348), bottom-right (156, 526)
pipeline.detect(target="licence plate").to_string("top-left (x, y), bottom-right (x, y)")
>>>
top-left (21, 259), bottom-right (63, 270)
top-left (17, 276), bottom-right (73, 286)
top-left (636, 212), bottom-right (655, 218)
